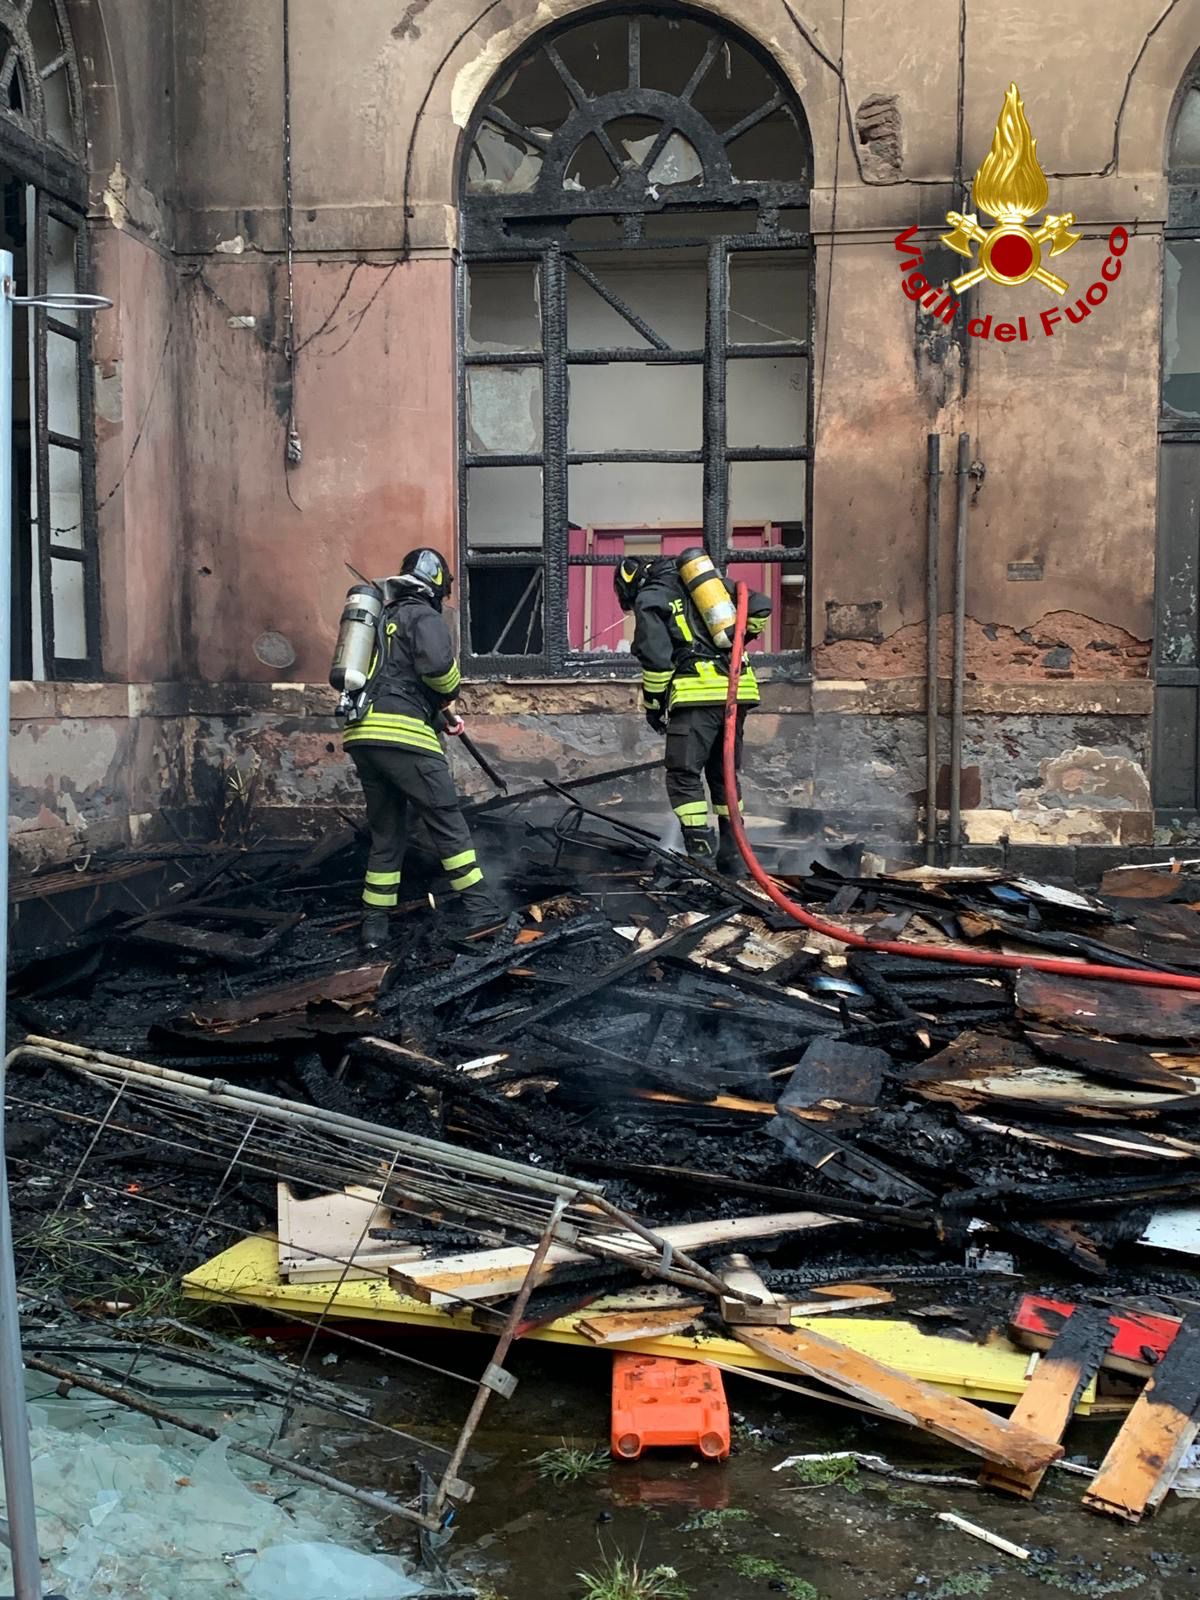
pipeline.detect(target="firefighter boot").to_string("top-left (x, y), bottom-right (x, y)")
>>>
top-left (716, 818), bottom-right (746, 879)
top-left (360, 911), bottom-right (390, 951)
top-left (682, 826), bottom-right (715, 862)
top-left (456, 882), bottom-right (505, 937)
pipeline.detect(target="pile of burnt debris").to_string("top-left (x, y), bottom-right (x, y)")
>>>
top-left (8, 772), bottom-right (1200, 1531)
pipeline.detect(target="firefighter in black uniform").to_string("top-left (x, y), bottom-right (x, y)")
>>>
top-left (344, 548), bottom-right (502, 949)
top-left (614, 555), bottom-right (772, 875)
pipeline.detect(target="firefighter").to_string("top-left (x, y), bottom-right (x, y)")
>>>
top-left (343, 548), bottom-right (502, 949)
top-left (614, 554), bottom-right (772, 876)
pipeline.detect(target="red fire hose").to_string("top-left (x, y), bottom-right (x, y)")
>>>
top-left (721, 581), bottom-right (1200, 994)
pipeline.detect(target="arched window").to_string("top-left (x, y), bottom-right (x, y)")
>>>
top-left (1155, 66), bottom-right (1200, 812)
top-left (0, 0), bottom-right (96, 680)
top-left (458, 8), bottom-right (811, 674)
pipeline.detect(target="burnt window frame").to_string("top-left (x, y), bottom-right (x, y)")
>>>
top-left (0, 0), bottom-right (98, 681)
top-left (456, 6), bottom-right (813, 679)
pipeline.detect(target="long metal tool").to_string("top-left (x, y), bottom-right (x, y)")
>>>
top-left (924, 433), bottom-right (941, 865)
top-left (0, 251), bottom-right (108, 1600)
top-left (948, 431), bottom-right (971, 866)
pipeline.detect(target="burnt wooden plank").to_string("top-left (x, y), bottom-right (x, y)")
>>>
top-left (980, 1306), bottom-right (1111, 1500)
top-left (1084, 1316), bottom-right (1200, 1522)
top-left (1017, 970), bottom-right (1200, 1044)
top-left (734, 1325), bottom-right (1064, 1475)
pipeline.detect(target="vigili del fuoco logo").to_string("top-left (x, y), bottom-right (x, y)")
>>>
top-left (894, 83), bottom-right (1127, 341)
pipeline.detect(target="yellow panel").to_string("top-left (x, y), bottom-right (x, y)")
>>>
top-left (183, 1234), bottom-right (1103, 1413)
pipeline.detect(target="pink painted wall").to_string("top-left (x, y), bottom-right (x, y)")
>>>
top-left (179, 257), bottom-right (456, 684)
top-left (92, 227), bottom-right (185, 683)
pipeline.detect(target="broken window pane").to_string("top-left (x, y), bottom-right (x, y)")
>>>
top-left (27, 0), bottom-right (72, 147)
top-left (689, 38), bottom-right (777, 135)
top-left (48, 443), bottom-right (81, 547)
top-left (467, 367), bottom-right (542, 455)
top-left (642, 210), bottom-right (756, 241)
top-left (567, 255), bottom-right (705, 350)
top-left (637, 17), bottom-right (718, 97)
top-left (727, 357), bottom-right (806, 449)
top-left (1164, 240), bottom-right (1200, 416)
top-left (469, 563), bottom-right (544, 655)
top-left (564, 132), bottom-right (619, 191)
top-left (1171, 88), bottom-right (1200, 171)
top-left (50, 556), bottom-right (86, 657)
top-left (728, 108), bottom-right (809, 184)
top-left (466, 465), bottom-right (543, 547)
top-left (47, 331), bottom-right (79, 439)
top-left (491, 51), bottom-right (571, 137)
top-left (729, 251), bottom-right (808, 344)
top-left (466, 263), bottom-right (540, 352)
top-left (553, 15), bottom-right (628, 101)
top-left (46, 214), bottom-right (78, 324)
top-left (467, 123), bottom-right (544, 194)
top-left (729, 458), bottom-right (806, 529)
top-left (568, 364), bottom-right (701, 453)
top-left (569, 461), bottom-right (701, 529)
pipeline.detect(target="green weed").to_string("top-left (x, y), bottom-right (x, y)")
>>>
top-left (790, 1456), bottom-right (862, 1492)
top-left (729, 1555), bottom-right (820, 1598)
top-left (577, 1552), bottom-right (689, 1600)
top-left (682, 1508), bottom-right (751, 1533)
top-left (929, 1576), bottom-right (993, 1599)
top-left (534, 1441), bottom-right (610, 1485)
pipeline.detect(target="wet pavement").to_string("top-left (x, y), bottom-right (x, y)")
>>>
top-left (328, 1335), bottom-right (1200, 1600)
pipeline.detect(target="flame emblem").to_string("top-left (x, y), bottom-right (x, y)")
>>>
top-left (941, 84), bottom-right (1080, 296)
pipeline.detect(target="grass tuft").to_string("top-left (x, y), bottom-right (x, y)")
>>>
top-left (577, 1552), bottom-right (689, 1600)
top-left (790, 1455), bottom-right (862, 1492)
top-left (729, 1555), bottom-right (820, 1598)
top-left (534, 1441), bottom-right (610, 1484)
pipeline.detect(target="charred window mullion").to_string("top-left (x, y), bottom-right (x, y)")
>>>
top-left (703, 239), bottom-right (729, 567)
top-left (31, 184), bottom-right (52, 668)
top-left (541, 244), bottom-right (568, 674)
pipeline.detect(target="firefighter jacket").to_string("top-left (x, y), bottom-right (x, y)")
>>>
top-left (342, 591), bottom-right (461, 756)
top-left (631, 558), bottom-right (772, 713)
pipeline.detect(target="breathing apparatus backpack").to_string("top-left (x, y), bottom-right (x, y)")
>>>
top-left (675, 548), bottom-right (737, 651)
top-left (329, 581), bottom-right (387, 724)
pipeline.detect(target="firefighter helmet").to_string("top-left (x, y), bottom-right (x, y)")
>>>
top-left (613, 556), bottom-right (653, 613)
top-left (400, 548), bottom-right (453, 609)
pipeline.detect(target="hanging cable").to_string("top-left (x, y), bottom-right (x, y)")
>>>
top-left (722, 582), bottom-right (1200, 994)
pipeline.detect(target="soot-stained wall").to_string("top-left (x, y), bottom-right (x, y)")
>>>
top-left (12, 0), bottom-right (1200, 868)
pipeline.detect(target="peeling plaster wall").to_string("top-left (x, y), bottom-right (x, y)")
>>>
top-left (23, 0), bottom-right (1200, 868)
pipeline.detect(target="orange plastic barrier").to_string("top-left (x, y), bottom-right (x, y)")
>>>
top-left (610, 1354), bottom-right (730, 1461)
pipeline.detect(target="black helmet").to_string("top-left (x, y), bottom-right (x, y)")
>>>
top-left (613, 556), bottom-right (652, 613)
top-left (400, 547), bottom-right (453, 609)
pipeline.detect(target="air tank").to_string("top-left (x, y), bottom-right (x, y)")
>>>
top-left (329, 583), bottom-right (384, 693)
top-left (676, 549), bottom-right (736, 649)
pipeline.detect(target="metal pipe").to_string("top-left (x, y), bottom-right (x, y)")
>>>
top-left (924, 433), bottom-right (941, 865)
top-left (948, 432), bottom-right (971, 866)
top-left (0, 249), bottom-right (44, 1600)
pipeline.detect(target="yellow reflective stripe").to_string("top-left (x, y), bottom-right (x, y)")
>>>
top-left (344, 712), bottom-right (443, 752)
top-left (713, 803), bottom-right (733, 818)
top-left (362, 888), bottom-right (397, 907)
top-left (423, 664), bottom-right (461, 695)
top-left (441, 849), bottom-right (476, 871)
top-left (641, 670), bottom-right (672, 690)
top-left (365, 869), bottom-right (402, 886)
top-left (673, 802), bottom-right (708, 825)
top-left (450, 867), bottom-right (484, 891)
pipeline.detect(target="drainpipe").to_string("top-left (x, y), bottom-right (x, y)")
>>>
top-left (924, 434), bottom-right (941, 864)
top-left (948, 431), bottom-right (971, 865)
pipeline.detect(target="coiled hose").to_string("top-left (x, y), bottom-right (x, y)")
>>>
top-left (721, 581), bottom-right (1200, 993)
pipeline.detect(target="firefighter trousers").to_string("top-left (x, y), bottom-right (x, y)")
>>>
top-left (349, 745), bottom-right (486, 910)
top-left (664, 704), bottom-right (747, 845)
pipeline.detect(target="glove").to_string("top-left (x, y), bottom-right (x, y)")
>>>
top-left (645, 709), bottom-right (667, 735)
top-left (442, 713), bottom-right (465, 737)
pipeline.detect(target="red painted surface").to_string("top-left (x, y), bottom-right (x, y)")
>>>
top-left (1011, 1293), bottom-right (1179, 1371)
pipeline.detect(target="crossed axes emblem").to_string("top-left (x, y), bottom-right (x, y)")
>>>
top-left (940, 211), bottom-right (1082, 296)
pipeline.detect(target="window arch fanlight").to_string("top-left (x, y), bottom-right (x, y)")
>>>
top-left (0, 0), bottom-right (81, 157)
top-left (456, 9), bottom-right (813, 676)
